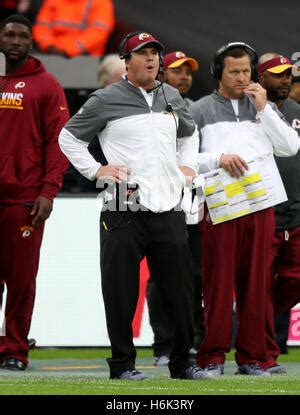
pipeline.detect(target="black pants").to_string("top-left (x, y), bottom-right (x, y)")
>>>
top-left (275, 310), bottom-right (291, 354)
top-left (100, 208), bottom-right (194, 378)
top-left (147, 224), bottom-right (205, 357)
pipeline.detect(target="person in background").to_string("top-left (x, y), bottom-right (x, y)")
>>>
top-left (97, 53), bottom-right (126, 88)
top-left (190, 42), bottom-right (298, 377)
top-left (0, 14), bottom-right (69, 370)
top-left (258, 53), bottom-right (300, 366)
top-left (17, 0), bottom-right (44, 23)
top-left (146, 50), bottom-right (205, 366)
top-left (33, 0), bottom-right (115, 58)
top-left (164, 51), bottom-right (198, 105)
top-left (289, 76), bottom-right (300, 105)
top-left (59, 31), bottom-right (206, 380)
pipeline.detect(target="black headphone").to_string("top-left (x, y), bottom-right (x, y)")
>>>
top-left (119, 31), bottom-right (144, 60)
top-left (119, 31), bottom-right (164, 72)
top-left (211, 42), bottom-right (258, 81)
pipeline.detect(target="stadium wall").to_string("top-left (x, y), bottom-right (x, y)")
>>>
top-left (25, 197), bottom-right (300, 346)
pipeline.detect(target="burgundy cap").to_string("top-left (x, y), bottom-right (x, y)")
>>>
top-left (125, 32), bottom-right (164, 55)
top-left (258, 56), bottom-right (293, 75)
top-left (163, 51), bottom-right (199, 71)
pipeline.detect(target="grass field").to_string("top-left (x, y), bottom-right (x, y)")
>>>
top-left (0, 347), bottom-right (299, 395)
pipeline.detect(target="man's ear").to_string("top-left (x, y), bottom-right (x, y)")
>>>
top-left (125, 58), bottom-right (130, 71)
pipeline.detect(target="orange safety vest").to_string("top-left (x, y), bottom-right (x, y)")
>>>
top-left (33, 0), bottom-right (115, 57)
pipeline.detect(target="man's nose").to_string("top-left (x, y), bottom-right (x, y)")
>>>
top-left (282, 74), bottom-right (291, 83)
top-left (11, 36), bottom-right (21, 46)
top-left (236, 72), bottom-right (246, 82)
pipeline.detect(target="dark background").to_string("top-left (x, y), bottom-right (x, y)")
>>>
top-left (111, 0), bottom-right (300, 99)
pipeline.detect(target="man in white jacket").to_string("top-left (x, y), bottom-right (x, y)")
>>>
top-left (190, 42), bottom-right (298, 378)
top-left (59, 31), bottom-right (204, 380)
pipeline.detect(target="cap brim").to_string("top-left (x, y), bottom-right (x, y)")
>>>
top-left (132, 41), bottom-right (164, 53)
top-left (168, 58), bottom-right (199, 71)
top-left (267, 64), bottom-right (293, 74)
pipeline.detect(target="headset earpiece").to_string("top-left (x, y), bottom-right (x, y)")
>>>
top-left (119, 31), bottom-right (144, 60)
top-left (159, 53), bottom-right (164, 73)
top-left (211, 42), bottom-right (258, 81)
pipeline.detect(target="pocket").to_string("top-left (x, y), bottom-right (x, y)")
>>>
top-left (0, 153), bottom-right (19, 198)
top-left (100, 210), bottom-right (132, 233)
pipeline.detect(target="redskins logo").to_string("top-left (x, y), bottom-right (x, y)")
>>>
top-left (175, 51), bottom-right (186, 58)
top-left (15, 81), bottom-right (25, 89)
top-left (20, 225), bottom-right (34, 238)
top-left (138, 33), bottom-right (151, 41)
top-left (292, 119), bottom-right (300, 129)
top-left (280, 57), bottom-right (287, 64)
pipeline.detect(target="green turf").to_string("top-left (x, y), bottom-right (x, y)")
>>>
top-left (29, 347), bottom-right (156, 360)
top-left (29, 347), bottom-right (113, 360)
top-left (0, 375), bottom-right (300, 395)
top-left (0, 347), bottom-right (296, 395)
top-left (29, 346), bottom-right (300, 362)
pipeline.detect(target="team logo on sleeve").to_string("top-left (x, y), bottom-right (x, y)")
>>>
top-left (255, 112), bottom-right (262, 123)
top-left (292, 118), bottom-right (300, 129)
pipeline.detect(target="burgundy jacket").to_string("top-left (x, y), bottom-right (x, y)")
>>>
top-left (0, 56), bottom-right (69, 202)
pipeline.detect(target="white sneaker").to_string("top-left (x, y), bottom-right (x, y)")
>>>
top-left (236, 363), bottom-right (271, 376)
top-left (201, 363), bottom-right (224, 378)
top-left (118, 370), bottom-right (148, 380)
top-left (265, 364), bottom-right (287, 375)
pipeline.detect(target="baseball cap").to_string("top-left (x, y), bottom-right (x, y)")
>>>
top-left (125, 32), bottom-right (164, 55)
top-left (258, 56), bottom-right (293, 75)
top-left (163, 51), bottom-right (199, 71)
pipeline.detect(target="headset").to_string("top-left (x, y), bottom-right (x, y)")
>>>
top-left (211, 42), bottom-right (258, 81)
top-left (119, 31), bottom-right (144, 60)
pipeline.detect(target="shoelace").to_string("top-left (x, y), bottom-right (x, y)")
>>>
top-left (120, 370), bottom-right (141, 378)
top-left (207, 363), bottom-right (219, 370)
top-left (248, 364), bottom-right (262, 371)
top-left (190, 365), bottom-right (203, 373)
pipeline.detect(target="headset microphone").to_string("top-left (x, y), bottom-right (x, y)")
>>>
top-left (159, 54), bottom-right (164, 74)
top-left (166, 103), bottom-right (173, 112)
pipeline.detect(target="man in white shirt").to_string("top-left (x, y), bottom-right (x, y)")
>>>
top-left (190, 42), bottom-right (298, 378)
top-left (59, 31), bottom-right (204, 380)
